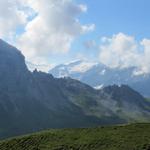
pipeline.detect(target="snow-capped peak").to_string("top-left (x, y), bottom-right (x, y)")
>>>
top-left (94, 84), bottom-right (104, 90)
top-left (68, 60), bottom-right (98, 73)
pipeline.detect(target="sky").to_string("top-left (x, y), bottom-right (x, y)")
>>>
top-left (0, 0), bottom-right (150, 74)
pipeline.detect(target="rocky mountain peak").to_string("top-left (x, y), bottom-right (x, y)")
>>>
top-left (0, 39), bottom-right (28, 74)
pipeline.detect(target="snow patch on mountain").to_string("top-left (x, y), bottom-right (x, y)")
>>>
top-left (69, 61), bottom-right (98, 73)
top-left (94, 84), bottom-right (104, 90)
top-left (99, 69), bottom-right (106, 75)
top-left (49, 59), bottom-right (150, 96)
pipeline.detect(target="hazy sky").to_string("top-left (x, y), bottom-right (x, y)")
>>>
top-left (0, 0), bottom-right (150, 73)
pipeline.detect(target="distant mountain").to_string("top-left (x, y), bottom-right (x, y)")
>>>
top-left (0, 39), bottom-right (150, 140)
top-left (49, 60), bottom-right (150, 97)
top-left (58, 78), bottom-right (150, 122)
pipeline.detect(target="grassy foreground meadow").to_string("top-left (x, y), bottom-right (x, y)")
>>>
top-left (0, 123), bottom-right (150, 150)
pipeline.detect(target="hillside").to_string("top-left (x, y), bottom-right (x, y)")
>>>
top-left (0, 39), bottom-right (101, 139)
top-left (0, 39), bottom-right (150, 140)
top-left (49, 60), bottom-right (150, 97)
top-left (0, 123), bottom-right (150, 150)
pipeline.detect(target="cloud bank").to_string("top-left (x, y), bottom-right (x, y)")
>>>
top-left (0, 0), bottom-right (94, 68)
top-left (0, 0), bottom-right (27, 39)
top-left (0, 1), bottom-right (150, 74)
top-left (19, 0), bottom-right (94, 63)
top-left (99, 33), bottom-right (150, 75)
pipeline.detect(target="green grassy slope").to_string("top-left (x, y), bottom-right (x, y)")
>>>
top-left (0, 123), bottom-right (150, 150)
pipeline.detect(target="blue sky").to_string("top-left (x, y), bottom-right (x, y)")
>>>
top-left (60, 0), bottom-right (150, 64)
top-left (0, 0), bottom-right (150, 72)
top-left (78, 0), bottom-right (150, 38)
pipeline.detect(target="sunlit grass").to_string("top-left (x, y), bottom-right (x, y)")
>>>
top-left (0, 123), bottom-right (150, 150)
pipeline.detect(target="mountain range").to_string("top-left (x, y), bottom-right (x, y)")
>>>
top-left (49, 60), bottom-right (150, 97)
top-left (0, 39), bottom-right (150, 140)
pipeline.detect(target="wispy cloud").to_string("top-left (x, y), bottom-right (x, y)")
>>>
top-left (99, 33), bottom-right (150, 75)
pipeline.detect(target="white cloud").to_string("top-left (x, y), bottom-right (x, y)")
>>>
top-left (26, 60), bottom-right (54, 73)
top-left (99, 33), bottom-right (150, 74)
top-left (0, 0), bottom-right (27, 39)
top-left (17, 0), bottom-right (95, 64)
top-left (0, 0), bottom-right (94, 71)
top-left (139, 39), bottom-right (150, 74)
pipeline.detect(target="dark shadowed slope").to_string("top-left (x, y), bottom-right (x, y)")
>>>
top-left (0, 39), bottom-right (102, 139)
top-left (0, 39), bottom-right (150, 140)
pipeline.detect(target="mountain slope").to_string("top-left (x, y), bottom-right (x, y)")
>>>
top-left (49, 60), bottom-right (150, 97)
top-left (0, 39), bottom-right (101, 139)
top-left (0, 39), bottom-right (150, 140)
top-left (58, 78), bottom-right (150, 122)
top-left (0, 123), bottom-right (150, 150)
